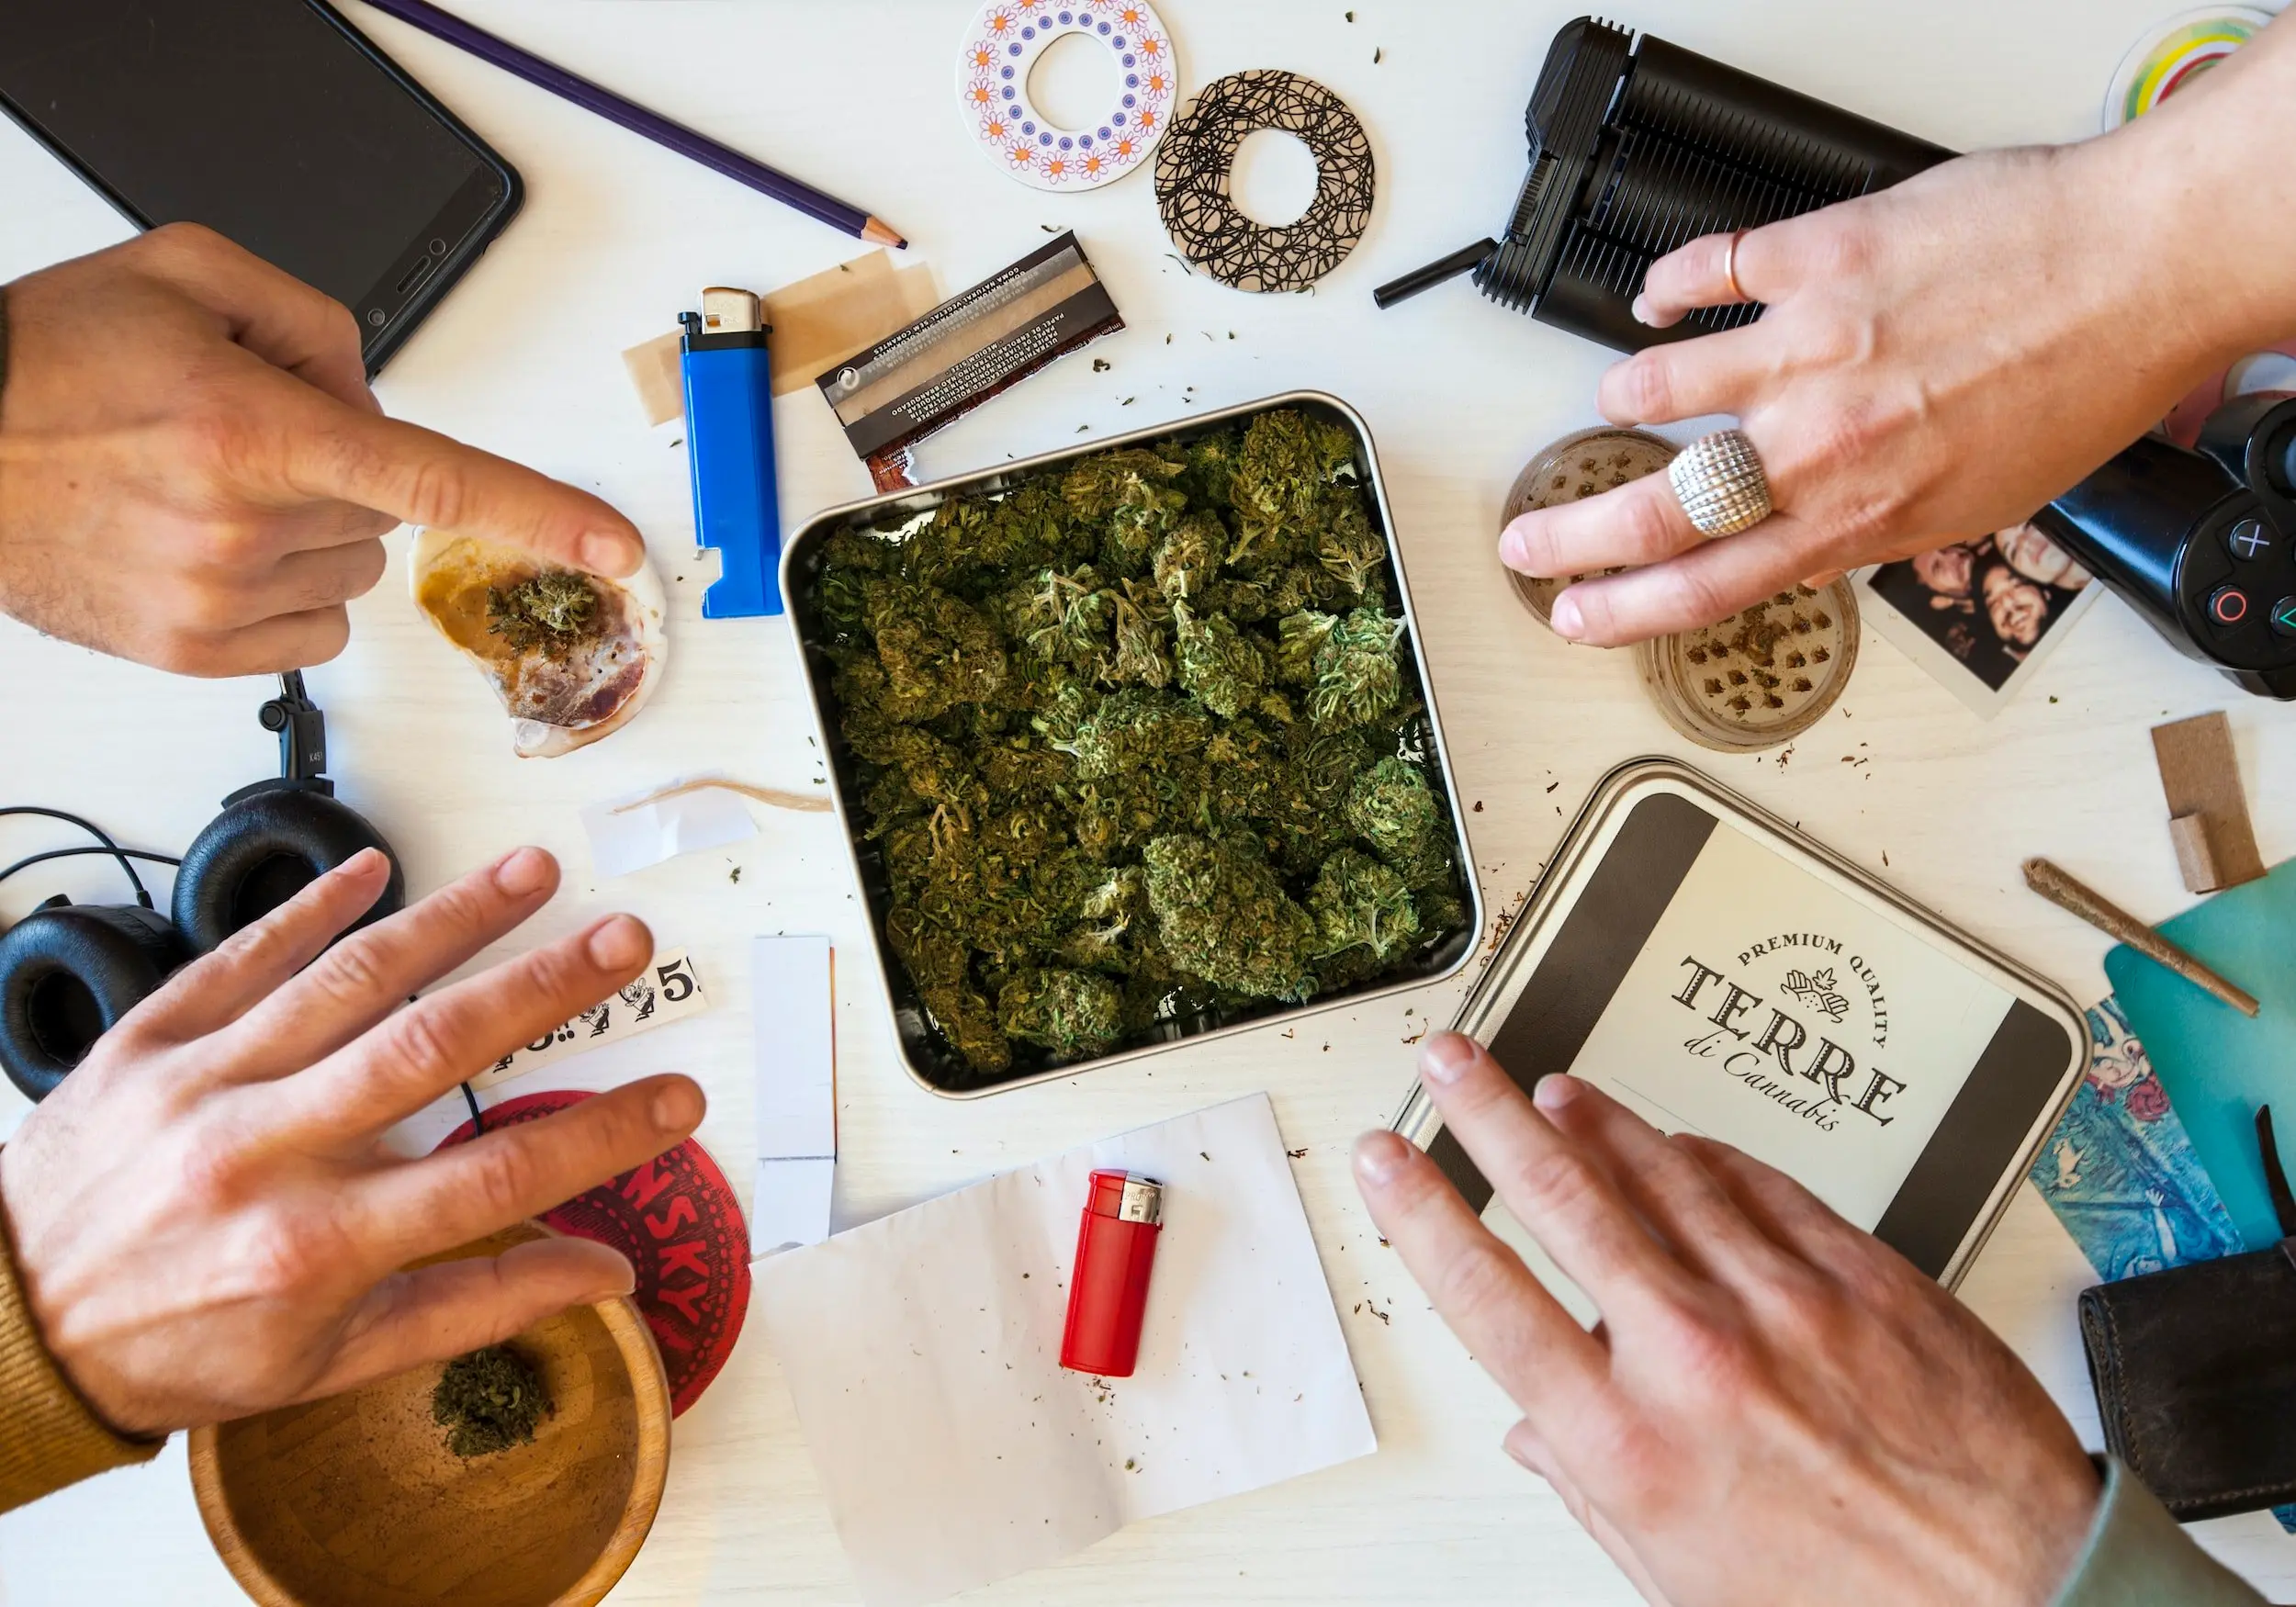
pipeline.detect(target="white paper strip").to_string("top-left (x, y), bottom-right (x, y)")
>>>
top-left (470, 949), bottom-right (708, 1090)
top-left (752, 935), bottom-right (836, 1253)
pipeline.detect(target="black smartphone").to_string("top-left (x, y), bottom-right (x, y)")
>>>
top-left (0, 0), bottom-right (522, 374)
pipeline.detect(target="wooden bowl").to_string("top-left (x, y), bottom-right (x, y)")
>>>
top-left (188, 1226), bottom-right (670, 1607)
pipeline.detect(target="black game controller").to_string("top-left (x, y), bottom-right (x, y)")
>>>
top-left (2040, 393), bottom-right (2296, 698)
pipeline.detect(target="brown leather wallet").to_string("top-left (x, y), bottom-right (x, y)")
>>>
top-left (2080, 1107), bottom-right (2296, 1521)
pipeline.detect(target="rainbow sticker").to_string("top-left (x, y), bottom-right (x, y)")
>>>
top-left (2104, 6), bottom-right (2281, 128)
top-left (957, 0), bottom-right (1178, 192)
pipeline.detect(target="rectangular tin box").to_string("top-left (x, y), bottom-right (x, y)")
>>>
top-left (783, 390), bottom-right (1485, 1098)
top-left (1394, 758), bottom-right (2090, 1289)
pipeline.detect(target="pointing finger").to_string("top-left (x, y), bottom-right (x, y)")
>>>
top-left (263, 383), bottom-right (647, 577)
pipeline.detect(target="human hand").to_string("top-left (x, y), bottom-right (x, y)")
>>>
top-left (1353, 1034), bottom-right (2099, 1607)
top-left (1503, 49), bottom-right (2296, 646)
top-left (0, 224), bottom-right (646, 676)
top-left (0, 846), bottom-right (702, 1437)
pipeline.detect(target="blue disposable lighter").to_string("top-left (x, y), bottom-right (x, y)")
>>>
top-left (681, 287), bottom-right (782, 616)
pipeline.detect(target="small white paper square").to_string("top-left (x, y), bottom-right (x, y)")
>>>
top-left (752, 1093), bottom-right (1376, 1607)
top-left (580, 781), bottom-right (757, 880)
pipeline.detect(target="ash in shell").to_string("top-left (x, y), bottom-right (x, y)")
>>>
top-left (410, 529), bottom-right (667, 758)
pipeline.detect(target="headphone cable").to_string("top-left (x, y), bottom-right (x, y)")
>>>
top-left (0, 846), bottom-right (185, 894)
top-left (0, 807), bottom-right (174, 908)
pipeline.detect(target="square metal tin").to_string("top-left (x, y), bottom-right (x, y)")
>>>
top-left (782, 390), bottom-right (1485, 1097)
top-left (1393, 757), bottom-right (2089, 1289)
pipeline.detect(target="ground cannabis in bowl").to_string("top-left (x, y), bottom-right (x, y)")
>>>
top-left (432, 1343), bottom-right (554, 1458)
top-left (816, 409), bottom-right (1469, 1082)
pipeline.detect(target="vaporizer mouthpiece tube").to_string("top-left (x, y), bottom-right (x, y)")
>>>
top-left (1060, 1170), bottom-right (1164, 1378)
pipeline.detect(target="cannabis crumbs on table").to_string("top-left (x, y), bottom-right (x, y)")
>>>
top-left (816, 410), bottom-right (1468, 1082)
top-left (433, 1343), bottom-right (553, 1458)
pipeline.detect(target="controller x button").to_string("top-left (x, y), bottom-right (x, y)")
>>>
top-left (2228, 518), bottom-right (2273, 562)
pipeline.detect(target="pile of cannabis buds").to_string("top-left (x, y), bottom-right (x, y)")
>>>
top-left (817, 409), bottom-right (1468, 1084)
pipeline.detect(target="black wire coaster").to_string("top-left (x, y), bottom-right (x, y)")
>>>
top-left (1155, 69), bottom-right (1375, 294)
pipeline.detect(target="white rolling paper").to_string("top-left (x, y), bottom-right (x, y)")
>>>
top-left (751, 1093), bottom-right (1377, 1607)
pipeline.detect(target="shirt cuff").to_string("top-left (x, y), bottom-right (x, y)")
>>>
top-left (0, 1196), bottom-right (163, 1513)
top-left (2051, 1456), bottom-right (2266, 1607)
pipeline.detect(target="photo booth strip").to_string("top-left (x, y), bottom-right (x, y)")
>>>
top-left (1155, 70), bottom-right (1375, 293)
top-left (1853, 523), bottom-right (2104, 718)
top-left (958, 0), bottom-right (1177, 191)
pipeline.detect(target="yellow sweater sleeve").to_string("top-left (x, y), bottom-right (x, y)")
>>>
top-left (0, 1201), bottom-right (163, 1512)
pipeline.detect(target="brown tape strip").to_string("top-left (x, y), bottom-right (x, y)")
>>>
top-left (766, 253), bottom-right (940, 397)
top-left (618, 252), bottom-right (942, 426)
top-left (2152, 712), bottom-right (2266, 893)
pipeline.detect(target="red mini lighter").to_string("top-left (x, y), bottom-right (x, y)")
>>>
top-left (1060, 1170), bottom-right (1164, 1377)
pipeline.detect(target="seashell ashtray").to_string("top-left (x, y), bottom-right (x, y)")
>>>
top-left (411, 532), bottom-right (668, 759)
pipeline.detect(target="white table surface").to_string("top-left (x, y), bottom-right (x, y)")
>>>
top-left (3, 2), bottom-right (2292, 1601)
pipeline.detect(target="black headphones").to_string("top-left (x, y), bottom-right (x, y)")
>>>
top-left (0, 673), bottom-right (405, 1102)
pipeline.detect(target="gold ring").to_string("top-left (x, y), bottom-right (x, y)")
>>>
top-left (1723, 230), bottom-right (1748, 302)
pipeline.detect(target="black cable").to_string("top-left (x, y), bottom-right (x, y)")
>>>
top-left (0, 849), bottom-right (184, 900)
top-left (2259, 1106), bottom-right (2296, 1240)
top-left (460, 1081), bottom-right (487, 1135)
top-left (0, 807), bottom-right (167, 907)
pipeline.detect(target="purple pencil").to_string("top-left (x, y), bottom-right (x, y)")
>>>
top-left (356, 0), bottom-right (906, 248)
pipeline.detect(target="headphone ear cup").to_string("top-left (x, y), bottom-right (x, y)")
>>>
top-left (172, 789), bottom-right (406, 955)
top-left (0, 904), bottom-right (186, 1102)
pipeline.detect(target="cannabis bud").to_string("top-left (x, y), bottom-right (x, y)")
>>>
top-left (999, 968), bottom-right (1126, 1057)
top-left (487, 570), bottom-right (600, 652)
top-left (1143, 835), bottom-right (1317, 1002)
top-left (1308, 848), bottom-right (1423, 989)
top-left (1345, 756), bottom-right (1456, 890)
